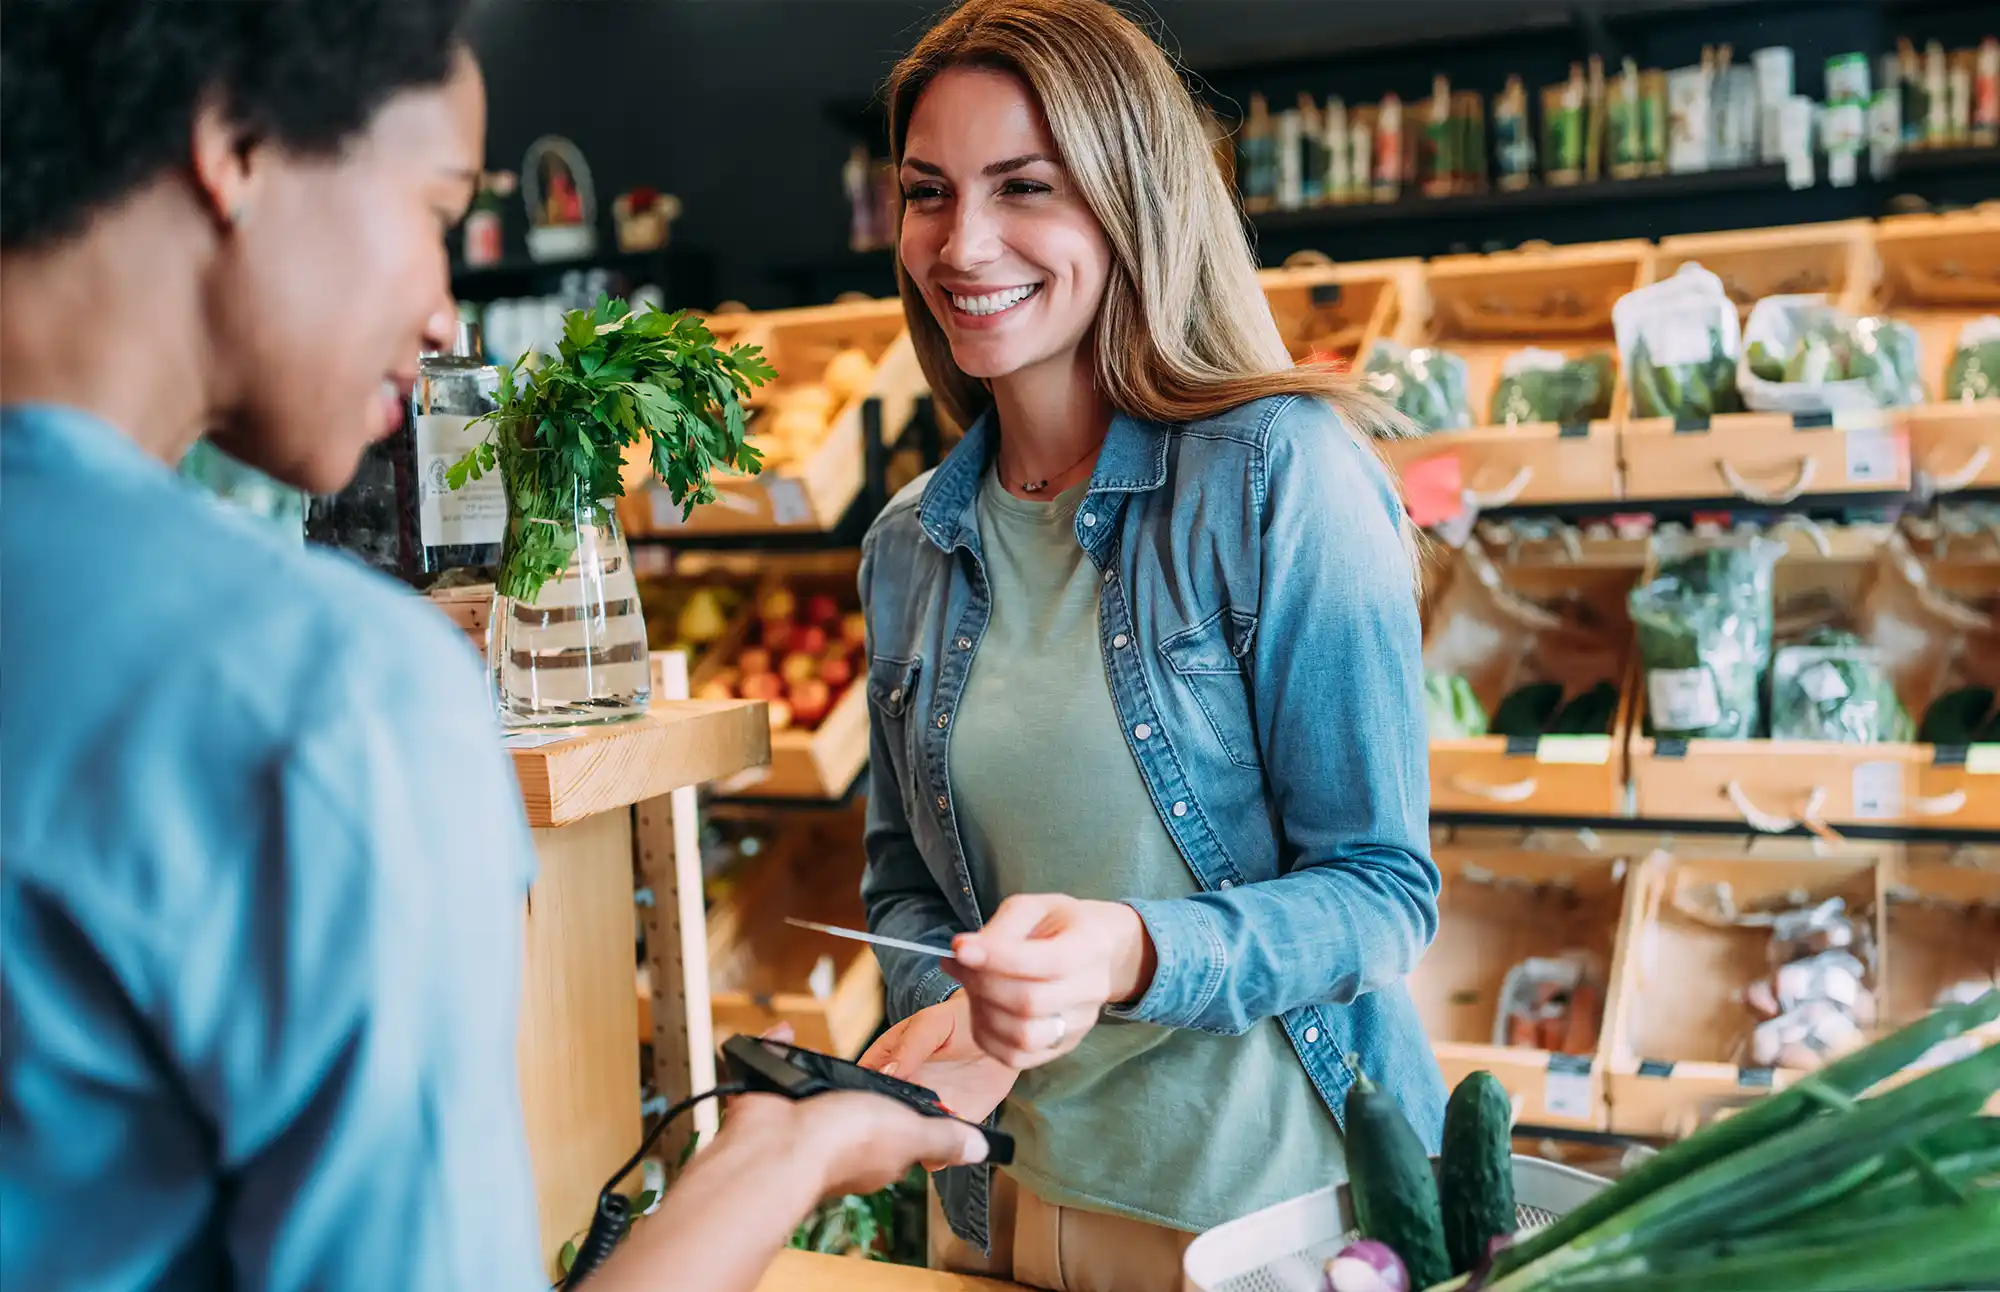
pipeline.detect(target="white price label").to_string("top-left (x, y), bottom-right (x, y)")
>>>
top-left (1649, 668), bottom-right (1721, 732)
top-left (1851, 760), bottom-right (1905, 821)
top-left (1543, 1064), bottom-right (1595, 1121)
top-left (766, 479), bottom-right (812, 527)
top-left (1538, 735), bottom-right (1613, 765)
top-left (1969, 746), bottom-right (2000, 776)
top-left (1844, 426), bottom-right (1902, 484)
top-left (415, 414), bottom-right (508, 547)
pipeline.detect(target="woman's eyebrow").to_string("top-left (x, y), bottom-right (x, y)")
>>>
top-left (901, 153), bottom-right (1053, 177)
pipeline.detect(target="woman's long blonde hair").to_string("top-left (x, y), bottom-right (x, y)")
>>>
top-left (885, 0), bottom-right (1417, 456)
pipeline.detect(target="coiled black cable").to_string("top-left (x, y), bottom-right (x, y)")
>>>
top-left (559, 1083), bottom-right (746, 1289)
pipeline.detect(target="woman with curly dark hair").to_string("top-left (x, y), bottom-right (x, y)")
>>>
top-left (0, 5), bottom-right (983, 1290)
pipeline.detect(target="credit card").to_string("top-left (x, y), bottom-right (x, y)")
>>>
top-left (783, 917), bottom-right (958, 959)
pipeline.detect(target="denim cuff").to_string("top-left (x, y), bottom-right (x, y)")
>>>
top-left (903, 962), bottom-right (963, 1020)
top-left (1101, 897), bottom-right (1226, 1030)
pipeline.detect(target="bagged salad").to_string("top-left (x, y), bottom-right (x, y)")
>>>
top-left (1629, 529), bottom-right (1783, 739)
top-left (1769, 627), bottom-right (1914, 744)
top-left (1488, 347), bottom-right (1615, 426)
top-left (1944, 316), bottom-right (2000, 402)
top-left (1740, 295), bottom-right (1927, 413)
top-left (1362, 341), bottom-right (1473, 432)
top-left (1612, 263), bottom-right (1744, 423)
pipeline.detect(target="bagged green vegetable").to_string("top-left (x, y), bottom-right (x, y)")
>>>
top-left (1629, 531), bottom-right (1783, 739)
top-left (1739, 295), bottom-right (1927, 413)
top-left (1944, 316), bottom-right (2000, 402)
top-left (1363, 341), bottom-right (1473, 432)
top-left (1424, 672), bottom-right (1489, 739)
top-left (1613, 264), bottom-right (1745, 422)
top-left (1770, 628), bottom-right (1913, 743)
top-left (1488, 348), bottom-right (1615, 426)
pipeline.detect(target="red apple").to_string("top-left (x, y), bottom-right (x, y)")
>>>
top-left (840, 612), bottom-right (868, 650)
top-left (759, 588), bottom-right (798, 622)
top-left (779, 650), bottom-right (819, 688)
top-left (789, 678), bottom-right (832, 727)
top-left (798, 625), bottom-right (830, 658)
top-left (805, 593), bottom-right (842, 627)
top-left (818, 655), bottom-right (855, 689)
top-left (766, 697), bottom-right (794, 732)
top-left (736, 648), bottom-right (771, 678)
top-left (739, 672), bottom-right (785, 703)
top-left (761, 618), bottom-right (797, 654)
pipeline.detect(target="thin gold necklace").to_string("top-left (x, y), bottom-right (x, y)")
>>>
top-left (1010, 437), bottom-right (1104, 494)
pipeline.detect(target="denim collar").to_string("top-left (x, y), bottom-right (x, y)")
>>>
top-left (916, 403), bottom-right (1170, 559)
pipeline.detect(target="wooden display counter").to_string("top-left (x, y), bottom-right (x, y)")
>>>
top-left (756, 1250), bottom-right (1025, 1291)
top-left (509, 699), bottom-right (772, 1279)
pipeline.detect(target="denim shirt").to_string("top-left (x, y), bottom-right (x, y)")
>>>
top-left (858, 394), bottom-right (1447, 1248)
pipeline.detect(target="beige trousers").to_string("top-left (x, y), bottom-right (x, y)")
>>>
top-left (927, 1171), bottom-right (1197, 1292)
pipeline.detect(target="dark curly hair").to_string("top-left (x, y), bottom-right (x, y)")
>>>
top-left (1, 0), bottom-right (471, 251)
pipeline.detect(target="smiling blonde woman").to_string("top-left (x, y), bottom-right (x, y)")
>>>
top-left (852, 1), bottom-right (1447, 1288)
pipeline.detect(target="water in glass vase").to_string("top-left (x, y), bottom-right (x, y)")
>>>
top-left (491, 509), bottom-right (652, 727)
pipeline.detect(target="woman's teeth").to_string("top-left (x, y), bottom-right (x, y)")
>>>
top-left (951, 284), bottom-right (1040, 317)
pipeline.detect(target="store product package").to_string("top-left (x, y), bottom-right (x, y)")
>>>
top-left (1857, 537), bottom-right (2000, 744)
top-left (1768, 628), bottom-right (1914, 744)
top-left (1487, 347), bottom-right (1615, 426)
top-left (1944, 315), bottom-right (2000, 402)
top-left (1629, 529), bottom-right (1783, 739)
top-left (1493, 950), bottom-right (1605, 1054)
top-left (1613, 263), bottom-right (1744, 421)
top-left (1362, 340), bottom-right (1473, 432)
top-left (1738, 295), bottom-right (1928, 413)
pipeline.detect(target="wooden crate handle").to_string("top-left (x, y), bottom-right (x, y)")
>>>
top-left (1466, 465), bottom-right (1534, 510)
top-left (1448, 773), bottom-right (1539, 803)
top-left (1718, 456), bottom-right (1817, 505)
top-left (1921, 444), bottom-right (1993, 496)
top-left (1908, 788), bottom-right (1969, 818)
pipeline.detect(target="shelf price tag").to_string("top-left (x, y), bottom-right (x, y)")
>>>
top-left (1538, 735), bottom-right (1613, 765)
top-left (1852, 760), bottom-right (1905, 820)
top-left (1967, 745), bottom-right (2000, 776)
top-left (1844, 426), bottom-right (1906, 484)
top-left (1543, 1053), bottom-right (1594, 1121)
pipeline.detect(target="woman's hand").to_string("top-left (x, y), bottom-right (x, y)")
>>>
top-left (858, 992), bottom-right (1019, 1129)
top-left (948, 895), bottom-right (1156, 1070)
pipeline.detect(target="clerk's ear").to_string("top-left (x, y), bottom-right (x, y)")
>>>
top-left (189, 97), bottom-right (266, 233)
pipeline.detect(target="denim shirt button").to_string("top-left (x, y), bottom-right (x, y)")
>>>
top-left (1172, 801), bottom-right (1187, 817)
top-left (957, 637), bottom-right (972, 649)
top-left (1081, 512), bottom-right (1097, 527)
top-left (1133, 723), bottom-right (1152, 740)
top-left (936, 712), bottom-right (950, 728)
top-left (1112, 633), bottom-right (1129, 649)
top-left (1305, 1026), bottom-right (1321, 1044)
top-left (936, 795), bottom-right (948, 811)
top-left (1218, 878), bottom-right (1235, 890)
top-left (889, 687), bottom-right (903, 704)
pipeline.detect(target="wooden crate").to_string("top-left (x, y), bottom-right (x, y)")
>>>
top-left (426, 582), bottom-right (494, 658)
top-left (1869, 857), bottom-right (2000, 1108)
top-left (623, 299), bottom-right (923, 536)
top-left (1409, 845), bottom-right (1628, 1129)
top-left (1380, 241), bottom-right (1649, 509)
top-left (1628, 540), bottom-right (1997, 832)
top-left (1624, 222), bottom-right (1912, 504)
top-left (703, 811), bottom-right (885, 1058)
top-left (694, 554), bottom-right (871, 800)
top-left (1606, 850), bottom-right (1887, 1137)
top-left (1423, 549), bottom-right (1639, 816)
top-left (1910, 556), bottom-right (2000, 832)
top-left (1871, 209), bottom-right (2000, 496)
top-left (1258, 259), bottom-right (1412, 372)
top-left (1652, 220), bottom-right (1878, 321)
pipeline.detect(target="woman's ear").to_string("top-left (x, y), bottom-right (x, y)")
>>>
top-left (187, 97), bottom-right (263, 232)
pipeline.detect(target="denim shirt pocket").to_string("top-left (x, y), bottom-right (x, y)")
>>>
top-left (868, 654), bottom-right (924, 806)
top-left (1158, 608), bottom-right (1261, 770)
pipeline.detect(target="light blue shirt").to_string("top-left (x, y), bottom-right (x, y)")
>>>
top-left (1, 405), bottom-right (543, 1290)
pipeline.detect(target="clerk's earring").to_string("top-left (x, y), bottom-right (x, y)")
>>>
top-left (227, 203), bottom-right (247, 229)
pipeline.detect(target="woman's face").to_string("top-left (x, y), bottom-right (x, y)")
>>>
top-left (898, 66), bottom-right (1111, 384)
top-left (206, 48), bottom-right (485, 495)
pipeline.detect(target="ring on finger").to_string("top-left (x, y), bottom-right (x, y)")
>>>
top-left (1046, 1013), bottom-right (1067, 1049)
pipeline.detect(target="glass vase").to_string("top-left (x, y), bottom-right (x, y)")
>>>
top-left (490, 492), bottom-right (651, 728)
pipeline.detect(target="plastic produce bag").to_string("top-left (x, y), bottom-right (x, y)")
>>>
top-left (1944, 316), bottom-right (2000, 402)
top-left (1612, 263), bottom-right (1744, 422)
top-left (1739, 295), bottom-right (1927, 413)
top-left (1362, 340), bottom-right (1472, 432)
top-left (1488, 347), bottom-right (1615, 426)
top-left (1424, 671), bottom-right (1489, 739)
top-left (1770, 627), bottom-right (1915, 743)
top-left (1629, 530), bottom-right (1783, 739)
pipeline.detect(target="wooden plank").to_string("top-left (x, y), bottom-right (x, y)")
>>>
top-left (756, 1250), bottom-right (1026, 1292)
top-left (510, 699), bottom-right (770, 828)
top-left (518, 810), bottom-right (644, 1279)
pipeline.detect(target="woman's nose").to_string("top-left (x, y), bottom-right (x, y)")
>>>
top-left (939, 198), bottom-right (1001, 271)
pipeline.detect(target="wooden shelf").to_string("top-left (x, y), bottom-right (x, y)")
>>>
top-left (508, 699), bottom-right (770, 828)
top-left (756, 1250), bottom-right (1024, 1291)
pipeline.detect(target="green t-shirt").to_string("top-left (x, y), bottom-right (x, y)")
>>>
top-left (948, 468), bottom-right (1347, 1233)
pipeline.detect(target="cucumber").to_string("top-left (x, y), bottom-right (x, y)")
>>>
top-left (1977, 709), bottom-right (2000, 745)
top-left (1549, 681), bottom-right (1619, 735)
top-left (1918, 686), bottom-right (1995, 745)
top-left (1345, 1069), bottom-right (1451, 1289)
top-left (1440, 1071), bottom-right (1516, 1274)
top-left (1490, 682), bottom-right (1565, 738)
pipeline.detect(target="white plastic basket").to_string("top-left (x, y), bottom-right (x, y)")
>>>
top-left (1181, 1155), bottom-right (1612, 1292)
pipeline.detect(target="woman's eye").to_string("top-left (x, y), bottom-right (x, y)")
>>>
top-left (902, 183), bottom-right (947, 204)
top-left (1001, 179), bottom-right (1053, 197)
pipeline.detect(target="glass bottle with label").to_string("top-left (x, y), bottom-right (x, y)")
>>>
top-left (409, 320), bottom-right (505, 587)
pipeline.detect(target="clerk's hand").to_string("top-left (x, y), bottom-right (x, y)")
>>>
top-left (947, 895), bottom-right (1156, 1070)
top-left (859, 992), bottom-right (1019, 1134)
top-left (721, 1089), bottom-right (988, 1200)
